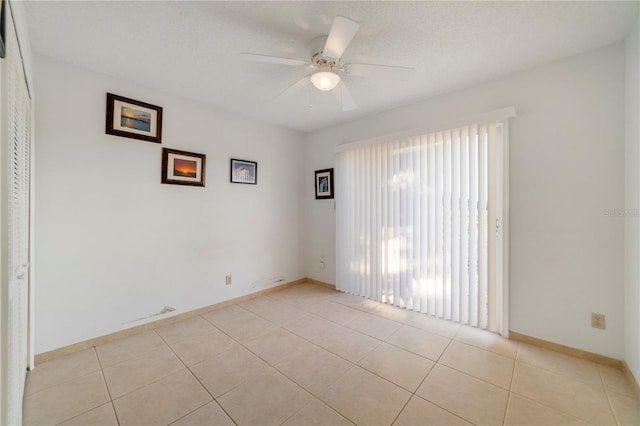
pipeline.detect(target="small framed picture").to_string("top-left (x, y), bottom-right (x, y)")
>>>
top-left (315, 168), bottom-right (334, 199)
top-left (230, 159), bottom-right (257, 185)
top-left (106, 93), bottom-right (163, 143)
top-left (161, 148), bottom-right (206, 187)
top-left (0, 0), bottom-right (6, 59)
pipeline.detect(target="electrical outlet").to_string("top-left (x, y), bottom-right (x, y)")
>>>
top-left (225, 275), bottom-right (232, 285)
top-left (591, 312), bottom-right (605, 330)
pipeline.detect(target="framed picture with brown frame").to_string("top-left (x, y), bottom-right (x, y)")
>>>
top-left (315, 168), bottom-right (334, 199)
top-left (0, 0), bottom-right (6, 59)
top-left (106, 93), bottom-right (163, 143)
top-left (161, 148), bottom-right (206, 187)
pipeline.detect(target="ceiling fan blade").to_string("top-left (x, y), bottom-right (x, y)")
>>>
top-left (323, 16), bottom-right (360, 60)
top-left (333, 81), bottom-right (357, 111)
top-left (347, 63), bottom-right (415, 80)
top-left (272, 76), bottom-right (310, 101)
top-left (240, 53), bottom-right (308, 67)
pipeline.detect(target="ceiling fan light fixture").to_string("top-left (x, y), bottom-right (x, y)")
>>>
top-left (310, 71), bottom-right (341, 91)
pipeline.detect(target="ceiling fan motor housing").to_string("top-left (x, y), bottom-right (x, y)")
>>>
top-left (309, 36), bottom-right (338, 70)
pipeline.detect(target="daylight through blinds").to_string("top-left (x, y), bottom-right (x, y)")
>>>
top-left (336, 122), bottom-right (503, 331)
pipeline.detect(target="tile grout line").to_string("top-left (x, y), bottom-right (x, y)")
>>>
top-left (515, 357), bottom-right (606, 388)
top-left (266, 320), bottom-right (445, 420)
top-left (274, 289), bottom-right (511, 425)
top-left (111, 329), bottom-right (210, 424)
top-left (315, 291), bottom-right (514, 353)
top-left (279, 312), bottom-right (380, 364)
top-left (509, 391), bottom-right (602, 425)
top-left (197, 306), bottom-right (358, 420)
top-left (501, 341), bottom-right (520, 425)
top-left (237, 313), bottom-right (380, 398)
top-left (308, 364), bottom-right (363, 426)
top-left (445, 330), bottom-right (519, 359)
top-left (198, 299), bottom-right (365, 425)
top-left (427, 357), bottom-right (514, 392)
top-left (94, 344), bottom-right (122, 426)
top-left (51, 402), bottom-right (117, 426)
top-left (387, 381), bottom-right (419, 425)
top-left (50, 347), bottom-right (121, 426)
top-left (390, 333), bottom-right (476, 426)
top-left (597, 364), bottom-right (622, 426)
top-left (236, 296), bottom-right (310, 327)
top-left (275, 294), bottom-right (395, 330)
top-left (38, 285), bottom-right (626, 426)
top-left (391, 322), bottom-right (523, 425)
top-left (29, 287), bottom-right (375, 424)
top-left (517, 342), bottom-right (617, 383)
top-left (509, 354), bottom-right (618, 424)
top-left (205, 291), bottom-right (421, 425)
top-left (154, 320), bottom-right (239, 426)
top-left (22, 352), bottom-right (105, 401)
top-left (99, 339), bottom-right (187, 402)
top-left (277, 387), bottom-right (356, 426)
top-left (31, 336), bottom-right (173, 425)
top-left (276, 290), bottom-right (477, 345)
top-left (274, 291), bottom-right (399, 326)
top-left (405, 321), bottom-right (482, 425)
top-left (277, 398), bottom-right (315, 426)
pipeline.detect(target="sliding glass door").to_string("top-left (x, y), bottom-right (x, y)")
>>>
top-left (336, 118), bottom-right (509, 335)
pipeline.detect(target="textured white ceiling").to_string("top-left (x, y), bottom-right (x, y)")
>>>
top-left (24, 1), bottom-right (639, 133)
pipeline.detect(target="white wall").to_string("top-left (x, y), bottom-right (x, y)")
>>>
top-left (34, 55), bottom-right (304, 354)
top-left (304, 44), bottom-right (626, 359)
top-left (625, 15), bottom-right (640, 383)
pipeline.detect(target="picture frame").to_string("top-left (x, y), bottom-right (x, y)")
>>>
top-left (0, 0), bottom-right (6, 59)
top-left (106, 93), bottom-right (163, 143)
top-left (161, 148), bottom-right (206, 187)
top-left (230, 159), bottom-right (257, 185)
top-left (315, 168), bottom-right (334, 199)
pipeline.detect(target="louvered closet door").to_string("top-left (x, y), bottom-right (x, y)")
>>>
top-left (5, 7), bottom-right (32, 425)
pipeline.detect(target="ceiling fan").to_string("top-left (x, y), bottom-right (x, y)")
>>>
top-left (240, 16), bottom-right (415, 111)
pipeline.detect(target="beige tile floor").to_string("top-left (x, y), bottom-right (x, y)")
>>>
top-left (23, 283), bottom-right (640, 426)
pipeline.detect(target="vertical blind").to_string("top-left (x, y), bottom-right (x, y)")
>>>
top-left (336, 121), bottom-right (503, 332)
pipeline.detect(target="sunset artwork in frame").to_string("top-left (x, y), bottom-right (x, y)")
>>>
top-left (161, 148), bottom-right (206, 187)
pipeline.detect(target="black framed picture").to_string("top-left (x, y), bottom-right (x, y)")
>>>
top-left (106, 93), bottom-right (163, 143)
top-left (0, 0), bottom-right (6, 59)
top-left (230, 159), bottom-right (257, 184)
top-left (315, 168), bottom-right (334, 199)
top-left (161, 148), bottom-right (206, 187)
